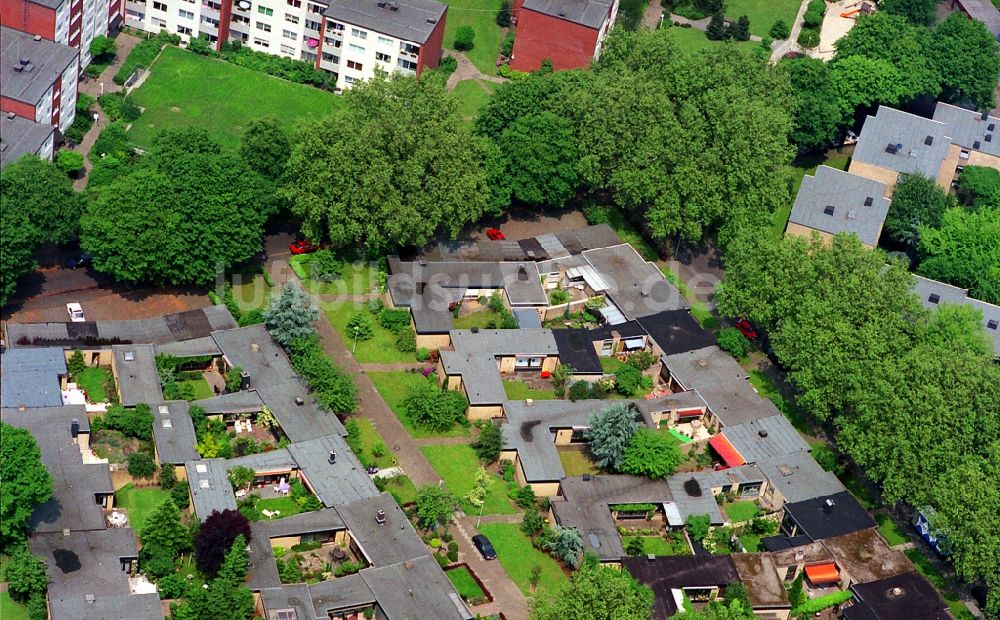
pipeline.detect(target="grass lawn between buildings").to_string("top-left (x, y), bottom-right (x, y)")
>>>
top-left (876, 513), bottom-right (908, 546)
top-left (325, 303), bottom-right (416, 364)
top-left (253, 496), bottom-right (303, 520)
top-left (502, 381), bottom-right (556, 401)
top-left (557, 447), bottom-right (599, 477)
top-left (724, 0), bottom-right (801, 38)
top-left (379, 474), bottom-right (419, 506)
top-left (452, 309), bottom-right (506, 330)
top-left (623, 535), bottom-right (691, 556)
top-left (441, 0), bottom-right (504, 74)
top-left (477, 523), bottom-right (568, 598)
top-left (420, 444), bottom-right (516, 515)
top-left (289, 254), bottom-right (377, 297)
top-left (127, 46), bottom-right (339, 150)
top-left (368, 371), bottom-right (470, 439)
top-left (0, 593), bottom-right (28, 620)
top-left (115, 484), bottom-right (172, 535)
top-left (664, 25), bottom-right (760, 54)
top-left (75, 366), bottom-right (111, 402)
top-left (350, 417), bottom-right (397, 469)
top-left (445, 565), bottom-right (487, 603)
top-left (724, 500), bottom-right (761, 523)
top-left (453, 79), bottom-right (494, 127)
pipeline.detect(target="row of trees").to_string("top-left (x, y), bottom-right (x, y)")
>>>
top-left (716, 232), bottom-right (1000, 615)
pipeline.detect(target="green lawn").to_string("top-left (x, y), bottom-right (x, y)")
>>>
top-left (724, 500), bottom-right (760, 523)
top-left (664, 26), bottom-right (761, 54)
top-left (774, 153), bottom-right (852, 238)
top-left (453, 79), bottom-right (494, 127)
top-left (660, 267), bottom-right (719, 330)
top-left (446, 565), bottom-right (487, 603)
top-left (667, 428), bottom-right (693, 444)
top-left (351, 417), bottom-right (397, 469)
top-left (557, 447), bottom-right (599, 476)
top-left (599, 356), bottom-right (624, 374)
top-left (739, 533), bottom-right (763, 552)
top-left (128, 46), bottom-right (339, 150)
top-left (724, 0), bottom-right (801, 38)
top-left (368, 371), bottom-right (470, 438)
top-left (324, 303), bottom-right (415, 364)
top-left (623, 535), bottom-right (691, 556)
top-left (442, 0), bottom-right (504, 73)
top-left (502, 381), bottom-right (556, 401)
top-left (0, 593), bottom-right (29, 620)
top-left (453, 309), bottom-right (505, 330)
top-left (379, 474), bottom-right (419, 506)
top-left (231, 274), bottom-right (271, 312)
top-left (477, 523), bottom-right (568, 597)
top-left (420, 444), bottom-right (516, 515)
top-left (76, 366), bottom-right (111, 402)
top-left (876, 513), bottom-right (908, 546)
top-left (178, 376), bottom-right (214, 400)
top-left (290, 254), bottom-right (377, 296)
top-left (254, 496), bottom-right (303, 520)
top-left (115, 484), bottom-right (172, 534)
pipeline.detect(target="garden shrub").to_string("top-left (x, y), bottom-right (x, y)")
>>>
top-left (802, 0), bottom-right (826, 27)
top-left (156, 572), bottom-right (189, 599)
top-left (496, 0), bottom-right (512, 26)
top-left (334, 561), bottom-right (363, 577)
top-left (500, 30), bottom-right (515, 57)
top-left (366, 297), bottom-right (385, 314)
top-left (158, 465), bottom-right (177, 490)
top-left (127, 452), bottom-right (157, 479)
top-left (454, 25), bottom-right (475, 51)
top-left (717, 327), bottom-right (752, 358)
top-left (797, 27), bottom-right (820, 47)
top-left (614, 364), bottom-right (651, 396)
top-left (56, 150), bottom-right (84, 174)
top-left (171, 481), bottom-right (190, 509)
top-left (793, 590), bottom-right (853, 613)
top-left (310, 249), bottom-right (343, 281)
top-left (446, 549), bottom-right (459, 562)
top-left (548, 288), bottom-right (571, 306)
top-left (568, 380), bottom-right (592, 402)
top-left (346, 313), bottom-right (375, 341)
top-left (625, 350), bottom-right (657, 370)
top-left (287, 335), bottom-right (357, 413)
top-left (769, 19), bottom-right (790, 38)
top-left (92, 122), bottom-right (131, 158)
top-left (377, 308), bottom-right (411, 332)
top-left (219, 43), bottom-right (336, 90)
top-left (438, 55), bottom-right (458, 75)
top-left (395, 329), bottom-right (416, 352)
top-left (88, 155), bottom-right (127, 188)
top-left (104, 403), bottom-right (154, 439)
top-left (114, 32), bottom-right (178, 85)
top-left (416, 347), bottom-right (430, 362)
top-left (63, 112), bottom-right (92, 142)
top-left (513, 484), bottom-right (536, 508)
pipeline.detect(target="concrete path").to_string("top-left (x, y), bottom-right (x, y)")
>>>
top-left (641, 0), bottom-right (664, 29)
top-left (444, 49), bottom-right (506, 90)
top-left (666, 13), bottom-right (762, 41)
top-left (770, 0), bottom-right (810, 61)
top-left (451, 514), bottom-right (531, 618)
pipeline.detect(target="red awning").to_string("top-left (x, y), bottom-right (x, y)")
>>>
top-left (804, 563), bottom-right (840, 585)
top-left (677, 409), bottom-right (702, 419)
top-left (708, 434), bottom-right (745, 468)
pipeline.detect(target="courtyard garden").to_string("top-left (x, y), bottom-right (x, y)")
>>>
top-left (324, 303), bottom-right (416, 364)
top-left (723, 0), bottom-right (801, 38)
top-left (441, 0), bottom-right (504, 73)
top-left (75, 366), bottom-right (112, 402)
top-left (420, 444), bottom-right (515, 515)
top-left (477, 523), bottom-right (567, 597)
top-left (368, 371), bottom-right (470, 439)
top-left (445, 565), bottom-right (489, 605)
top-left (289, 253), bottom-right (378, 297)
top-left (115, 483), bottom-right (172, 534)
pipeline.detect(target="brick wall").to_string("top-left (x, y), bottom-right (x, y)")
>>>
top-left (510, 8), bottom-right (599, 71)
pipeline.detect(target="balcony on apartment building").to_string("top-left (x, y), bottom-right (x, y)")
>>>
top-left (201, 1), bottom-right (221, 18)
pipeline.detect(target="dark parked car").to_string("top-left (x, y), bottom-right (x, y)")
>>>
top-left (472, 534), bottom-right (496, 560)
top-left (65, 253), bottom-right (92, 269)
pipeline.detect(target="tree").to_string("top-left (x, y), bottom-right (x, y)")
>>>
top-left (530, 561), bottom-right (654, 620)
top-left (881, 0), bottom-right (936, 24)
top-left (454, 25), bottom-right (475, 50)
top-left (55, 150), bottom-right (84, 174)
top-left (716, 327), bottom-right (752, 358)
top-left (346, 312), bottom-right (375, 342)
top-left (195, 509), bottom-right (252, 578)
top-left (414, 484), bottom-right (458, 530)
top-left (685, 514), bottom-right (711, 543)
top-left (89, 35), bottom-right (117, 58)
top-left (731, 15), bottom-right (750, 41)
top-left (158, 464), bottom-right (177, 490)
top-left (217, 534), bottom-right (249, 586)
top-left (787, 572), bottom-right (805, 607)
top-left (263, 283), bottom-right (318, 346)
top-left (227, 466), bottom-right (255, 493)
top-left (240, 116), bottom-right (291, 179)
top-left (521, 508), bottom-right (545, 536)
top-left (465, 466), bottom-right (490, 508)
top-left (957, 165), bottom-right (1000, 208)
top-left (492, 112), bottom-right (580, 208)
top-left (472, 421), bottom-right (504, 463)
top-left (769, 19), bottom-right (790, 39)
top-left (917, 207), bottom-right (1000, 305)
top-left (81, 128), bottom-right (271, 285)
top-left (883, 174), bottom-right (957, 249)
top-left (693, 0), bottom-right (722, 14)
top-left (624, 536), bottom-right (645, 557)
top-left (67, 349), bottom-right (86, 377)
top-left (496, 0), bottom-right (512, 26)
top-left (585, 404), bottom-right (640, 471)
top-left (171, 481), bottom-right (191, 509)
top-left (225, 366), bottom-right (245, 393)
top-left (781, 57), bottom-right (845, 152)
top-left (1, 154), bottom-right (86, 245)
top-left (283, 73), bottom-right (490, 255)
top-left (830, 54), bottom-right (911, 118)
top-left (929, 14), bottom-right (1000, 110)
top-left (402, 380), bottom-right (468, 432)
top-left (620, 428), bottom-right (682, 479)
top-left (0, 207), bottom-right (37, 306)
top-left (614, 364), bottom-right (648, 396)
top-left (310, 249), bottom-right (344, 282)
top-left (141, 497), bottom-right (191, 557)
top-left (127, 452), bottom-right (157, 479)
top-left (287, 335), bottom-right (357, 413)
top-left (545, 526), bottom-right (584, 567)
top-left (706, 13), bottom-right (728, 40)
top-left (5, 550), bottom-right (48, 603)
top-left (1, 423), bottom-right (54, 547)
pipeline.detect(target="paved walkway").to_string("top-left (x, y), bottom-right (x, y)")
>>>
top-left (445, 49), bottom-right (505, 90)
top-left (770, 0), bottom-right (810, 61)
top-left (641, 0), bottom-right (664, 29)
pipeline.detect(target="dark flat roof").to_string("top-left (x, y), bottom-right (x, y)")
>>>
top-left (336, 493), bottom-right (429, 566)
top-left (846, 572), bottom-right (950, 620)
top-left (324, 0), bottom-right (447, 44)
top-left (784, 490), bottom-right (875, 541)
top-left (359, 556), bottom-right (473, 620)
top-left (637, 310), bottom-right (716, 356)
top-left (151, 401), bottom-right (200, 464)
top-left (113, 344), bottom-right (163, 407)
top-left (0, 347), bottom-right (66, 408)
top-left (622, 555), bottom-right (738, 618)
top-left (551, 328), bottom-right (603, 373)
top-left (732, 553), bottom-right (791, 609)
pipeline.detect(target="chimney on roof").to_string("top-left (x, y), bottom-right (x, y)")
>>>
top-left (63, 528), bottom-right (71, 537)
top-left (6, 112), bottom-right (14, 119)
top-left (295, 396), bottom-right (304, 406)
top-left (526, 398), bottom-right (534, 406)
top-left (12, 65), bottom-right (23, 73)
top-left (328, 450), bottom-right (337, 464)
top-left (375, 509), bottom-right (386, 524)
top-left (471, 326), bottom-right (479, 333)
top-left (982, 111), bottom-right (989, 121)
top-left (582, 473), bottom-right (591, 481)
top-left (19, 57), bottom-right (30, 66)
top-left (251, 342), bottom-right (259, 352)
top-left (71, 418), bottom-right (80, 438)
top-left (890, 587), bottom-right (903, 597)
top-left (697, 359), bottom-right (707, 367)
top-left (85, 594), bottom-right (95, 604)
top-left (823, 498), bottom-right (835, 514)
top-left (389, 2), bottom-right (398, 10)
top-left (758, 429), bottom-right (768, 438)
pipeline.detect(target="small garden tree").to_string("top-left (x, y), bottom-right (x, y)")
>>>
top-left (228, 466), bottom-right (255, 493)
top-left (402, 380), bottom-right (468, 432)
top-left (706, 13), bottom-right (728, 40)
top-left (531, 560), bottom-right (654, 620)
top-left (770, 19), bottom-right (790, 39)
top-left (195, 509), bottom-right (252, 578)
top-left (585, 404), bottom-right (639, 471)
top-left (472, 421), bottom-right (503, 463)
top-left (346, 312), bottom-right (375, 342)
top-left (717, 327), bottom-right (752, 358)
top-left (264, 283), bottom-right (318, 346)
top-left (310, 249), bottom-right (344, 282)
top-left (465, 466), bottom-right (490, 508)
top-left (225, 366), bottom-right (245, 393)
top-left (621, 428), bottom-right (682, 479)
top-left (89, 35), bottom-right (117, 59)
top-left (545, 525), bottom-right (584, 567)
top-left (414, 484), bottom-right (458, 530)
top-left (454, 25), bottom-right (475, 51)
top-left (67, 349), bottom-right (86, 377)
top-left (5, 550), bottom-right (48, 606)
top-left (496, 0), bottom-right (512, 26)
top-left (158, 464), bottom-right (177, 489)
top-left (55, 150), bottom-right (84, 175)
top-left (685, 514), bottom-right (711, 543)
top-left (614, 364), bottom-right (649, 396)
top-left (127, 451), bottom-right (157, 479)
top-left (141, 496), bottom-right (191, 557)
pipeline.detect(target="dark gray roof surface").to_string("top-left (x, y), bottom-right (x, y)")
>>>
top-left (389, 259), bottom-right (547, 307)
top-left (256, 381), bottom-right (347, 440)
top-left (623, 555), bottom-right (739, 619)
top-left (153, 335), bottom-right (222, 357)
top-left (225, 446), bottom-right (297, 472)
top-left (665, 473), bottom-right (726, 525)
top-left (582, 245), bottom-right (688, 319)
top-left (2, 405), bottom-right (113, 534)
top-left (260, 584), bottom-right (316, 619)
top-left (637, 309), bottom-right (716, 356)
top-left (731, 553), bottom-right (791, 609)
top-left (551, 328), bottom-right (603, 373)
top-left (754, 452), bottom-right (845, 504)
top-left (789, 166), bottom-right (891, 246)
top-left (185, 459), bottom-right (238, 519)
top-left (932, 102), bottom-right (1000, 156)
top-left (151, 401), bottom-right (200, 464)
top-left (662, 346), bottom-right (781, 426)
top-left (846, 572), bottom-right (950, 620)
top-left (0, 27), bottom-right (78, 105)
top-left (0, 347), bottom-right (66, 408)
top-left (522, 0), bottom-right (613, 28)
top-left (721, 415), bottom-right (810, 463)
top-left (309, 574), bottom-right (376, 617)
top-left (423, 224), bottom-right (622, 262)
top-left (441, 328), bottom-right (558, 405)
top-left (325, 0), bottom-right (447, 44)
top-left (193, 390), bottom-right (266, 414)
top-left (359, 555), bottom-right (473, 620)
top-left (951, 0), bottom-right (1000, 36)
top-left (336, 493), bottom-right (428, 566)
top-left (29, 529), bottom-right (164, 620)
top-left (264, 507), bottom-right (346, 538)
top-left (1, 115), bottom-right (54, 167)
top-left (784, 490), bottom-right (876, 541)
top-left (112, 344), bottom-right (163, 407)
top-left (288, 434), bottom-right (378, 507)
top-left (852, 106), bottom-right (952, 178)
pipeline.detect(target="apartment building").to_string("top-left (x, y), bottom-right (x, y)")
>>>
top-left (1, 113), bottom-right (56, 166)
top-left (0, 0), bottom-right (120, 67)
top-left (0, 27), bottom-right (79, 134)
top-left (510, 0), bottom-right (619, 71)
top-left (123, 0), bottom-right (445, 88)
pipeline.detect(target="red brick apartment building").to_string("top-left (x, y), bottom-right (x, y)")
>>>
top-left (0, 0), bottom-right (122, 67)
top-left (510, 0), bottom-right (618, 71)
top-left (0, 26), bottom-right (80, 134)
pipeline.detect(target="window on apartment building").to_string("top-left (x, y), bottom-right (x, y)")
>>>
top-left (233, 14), bottom-right (249, 23)
top-left (302, 51), bottom-right (316, 61)
top-left (322, 51), bottom-right (337, 62)
top-left (256, 21), bottom-right (271, 30)
top-left (253, 36), bottom-right (270, 46)
top-left (282, 28), bottom-right (296, 38)
top-left (257, 5), bottom-right (273, 15)
top-left (284, 13), bottom-right (299, 23)
top-left (348, 43), bottom-right (364, 53)
top-left (397, 58), bottom-right (416, 71)
top-left (306, 2), bottom-right (322, 12)
top-left (328, 21), bottom-right (344, 30)
top-left (399, 42), bottom-right (419, 54)
top-left (287, 0), bottom-right (301, 5)
top-left (304, 18), bottom-right (321, 30)
top-left (377, 35), bottom-right (392, 45)
top-left (206, 0), bottom-right (221, 8)
top-left (344, 76), bottom-right (357, 84)
top-left (375, 51), bottom-right (391, 62)
top-left (351, 27), bottom-right (367, 39)
top-left (202, 15), bottom-right (218, 25)
top-left (152, 1), bottom-right (166, 10)
top-left (152, 16), bottom-right (166, 26)
top-left (280, 43), bottom-right (295, 54)
top-left (176, 24), bottom-right (192, 33)
top-left (178, 8), bottom-right (193, 18)
top-left (207, 34), bottom-right (219, 42)
top-left (346, 59), bottom-right (362, 70)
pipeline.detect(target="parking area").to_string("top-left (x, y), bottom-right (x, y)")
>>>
top-left (459, 206), bottom-right (589, 243)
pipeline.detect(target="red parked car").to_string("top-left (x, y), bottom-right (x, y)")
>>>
top-left (486, 228), bottom-right (506, 241)
top-left (734, 318), bottom-right (758, 341)
top-left (289, 240), bottom-right (318, 255)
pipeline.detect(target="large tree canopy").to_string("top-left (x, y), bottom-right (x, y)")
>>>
top-left (781, 57), bottom-right (845, 151)
top-left (882, 174), bottom-right (957, 250)
top-left (928, 13), bottom-right (1000, 110)
top-left (917, 206), bottom-right (1000, 305)
top-left (531, 559), bottom-right (654, 620)
top-left (1, 423), bottom-right (54, 548)
top-left (282, 73), bottom-right (491, 255)
top-left (492, 111), bottom-right (580, 208)
top-left (81, 128), bottom-right (271, 285)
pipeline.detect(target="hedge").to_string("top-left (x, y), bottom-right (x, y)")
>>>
top-left (793, 590), bottom-right (853, 614)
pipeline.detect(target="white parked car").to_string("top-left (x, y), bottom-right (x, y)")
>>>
top-left (66, 302), bottom-right (85, 322)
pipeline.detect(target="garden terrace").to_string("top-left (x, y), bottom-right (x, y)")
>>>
top-left (0, 347), bottom-right (67, 408)
top-left (621, 555), bottom-right (740, 618)
top-left (111, 344), bottom-right (163, 407)
top-left (731, 553), bottom-right (791, 613)
top-left (150, 400), bottom-right (200, 466)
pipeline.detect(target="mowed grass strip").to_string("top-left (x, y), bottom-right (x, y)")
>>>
top-left (477, 523), bottom-right (567, 597)
top-left (723, 0), bottom-right (801, 38)
top-left (442, 0), bottom-right (504, 73)
top-left (420, 444), bottom-right (515, 514)
top-left (127, 46), bottom-right (339, 150)
top-left (368, 371), bottom-right (470, 438)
